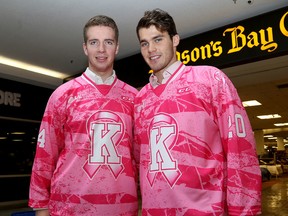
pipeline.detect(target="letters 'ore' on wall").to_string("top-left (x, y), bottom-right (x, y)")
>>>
top-left (0, 77), bottom-right (53, 203)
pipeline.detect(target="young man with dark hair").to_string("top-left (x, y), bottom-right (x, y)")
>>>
top-left (134, 8), bottom-right (261, 216)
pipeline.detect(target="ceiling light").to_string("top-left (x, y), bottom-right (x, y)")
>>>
top-left (242, 100), bottom-right (262, 107)
top-left (264, 135), bottom-right (274, 138)
top-left (0, 55), bottom-right (68, 79)
top-left (12, 139), bottom-right (23, 142)
top-left (274, 123), bottom-right (288, 127)
top-left (10, 132), bottom-right (26, 135)
top-left (257, 114), bottom-right (281, 119)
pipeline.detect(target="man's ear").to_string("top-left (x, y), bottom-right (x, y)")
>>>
top-left (83, 42), bottom-right (88, 56)
top-left (115, 43), bottom-right (119, 55)
top-left (173, 34), bottom-right (180, 47)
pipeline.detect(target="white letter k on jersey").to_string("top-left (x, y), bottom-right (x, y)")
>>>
top-left (150, 126), bottom-right (176, 171)
top-left (90, 123), bottom-right (121, 164)
top-left (147, 113), bottom-right (181, 188)
top-left (83, 111), bottom-right (124, 180)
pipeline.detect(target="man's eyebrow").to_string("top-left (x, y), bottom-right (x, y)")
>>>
top-left (140, 35), bottom-right (163, 44)
top-left (104, 38), bottom-right (115, 41)
top-left (88, 38), bottom-right (98, 42)
top-left (139, 39), bottom-right (148, 44)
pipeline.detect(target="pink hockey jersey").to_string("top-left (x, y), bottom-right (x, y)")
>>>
top-left (29, 71), bottom-right (139, 216)
top-left (134, 63), bottom-right (262, 216)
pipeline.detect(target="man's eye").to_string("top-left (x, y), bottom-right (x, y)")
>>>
top-left (141, 42), bottom-right (148, 47)
top-left (90, 41), bottom-right (98, 45)
top-left (105, 40), bottom-right (114, 45)
top-left (155, 38), bottom-right (162, 43)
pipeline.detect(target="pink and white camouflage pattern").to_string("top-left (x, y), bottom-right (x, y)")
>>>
top-left (134, 63), bottom-right (262, 216)
top-left (29, 72), bottom-right (139, 216)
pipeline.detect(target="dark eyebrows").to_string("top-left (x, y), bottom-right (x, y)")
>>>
top-left (139, 34), bottom-right (164, 44)
top-left (139, 39), bottom-right (147, 44)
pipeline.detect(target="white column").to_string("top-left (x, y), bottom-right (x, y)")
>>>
top-left (254, 130), bottom-right (265, 156)
top-left (276, 137), bottom-right (285, 151)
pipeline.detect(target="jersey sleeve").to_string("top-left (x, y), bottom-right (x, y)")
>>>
top-left (29, 88), bottom-right (66, 208)
top-left (209, 67), bottom-right (262, 215)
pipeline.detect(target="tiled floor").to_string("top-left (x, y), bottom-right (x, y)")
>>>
top-left (1, 174), bottom-right (287, 216)
top-left (261, 173), bottom-right (288, 216)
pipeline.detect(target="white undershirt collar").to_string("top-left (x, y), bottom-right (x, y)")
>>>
top-left (84, 67), bottom-right (116, 85)
top-left (149, 61), bottom-right (182, 88)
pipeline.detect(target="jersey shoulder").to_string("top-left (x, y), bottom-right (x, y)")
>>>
top-left (116, 78), bottom-right (139, 95)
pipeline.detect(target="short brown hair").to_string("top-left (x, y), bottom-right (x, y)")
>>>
top-left (83, 15), bottom-right (119, 44)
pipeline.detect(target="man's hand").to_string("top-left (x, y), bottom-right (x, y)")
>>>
top-left (35, 209), bottom-right (49, 216)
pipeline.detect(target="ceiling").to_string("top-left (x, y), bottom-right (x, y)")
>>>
top-left (1, 0), bottom-right (288, 145)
